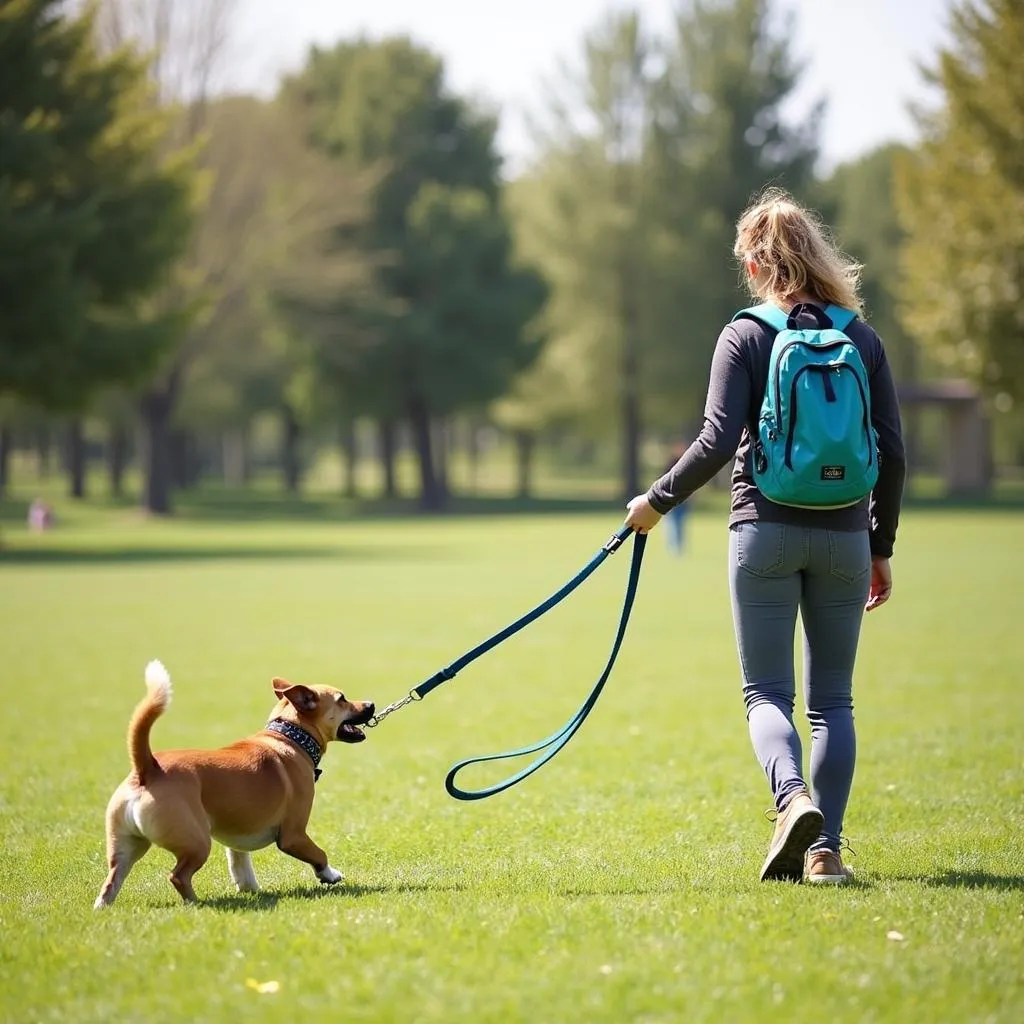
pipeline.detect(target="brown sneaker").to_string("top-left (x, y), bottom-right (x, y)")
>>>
top-left (805, 849), bottom-right (855, 884)
top-left (759, 790), bottom-right (825, 882)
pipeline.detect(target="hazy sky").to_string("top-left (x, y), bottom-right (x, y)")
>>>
top-left (223, 0), bottom-right (953, 173)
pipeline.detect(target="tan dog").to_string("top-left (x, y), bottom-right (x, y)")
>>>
top-left (94, 660), bottom-right (374, 908)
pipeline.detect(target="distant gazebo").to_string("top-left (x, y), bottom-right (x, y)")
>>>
top-left (897, 380), bottom-right (992, 496)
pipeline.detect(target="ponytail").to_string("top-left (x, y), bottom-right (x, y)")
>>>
top-left (734, 188), bottom-right (863, 314)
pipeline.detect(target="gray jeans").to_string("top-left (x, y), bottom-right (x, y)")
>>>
top-left (728, 521), bottom-right (871, 852)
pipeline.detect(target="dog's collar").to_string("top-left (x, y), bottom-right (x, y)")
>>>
top-left (265, 719), bottom-right (324, 782)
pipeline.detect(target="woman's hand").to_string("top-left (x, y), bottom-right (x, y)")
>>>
top-left (625, 494), bottom-right (663, 534)
top-left (866, 556), bottom-right (892, 612)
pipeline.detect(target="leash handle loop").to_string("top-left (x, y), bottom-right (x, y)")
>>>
top-left (364, 523), bottom-right (645, 800)
top-left (444, 527), bottom-right (645, 800)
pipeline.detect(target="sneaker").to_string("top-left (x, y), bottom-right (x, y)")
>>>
top-left (805, 849), bottom-right (855, 884)
top-left (759, 790), bottom-right (825, 883)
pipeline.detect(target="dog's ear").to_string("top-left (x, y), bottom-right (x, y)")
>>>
top-left (272, 677), bottom-right (319, 713)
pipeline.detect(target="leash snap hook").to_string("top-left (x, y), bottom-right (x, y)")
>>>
top-left (365, 691), bottom-right (416, 729)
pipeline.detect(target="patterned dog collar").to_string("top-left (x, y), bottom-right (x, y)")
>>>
top-left (266, 719), bottom-right (324, 781)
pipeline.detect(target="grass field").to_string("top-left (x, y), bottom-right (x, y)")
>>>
top-left (1, 497), bottom-right (1022, 1023)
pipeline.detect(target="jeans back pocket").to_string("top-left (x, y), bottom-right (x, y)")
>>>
top-left (827, 529), bottom-right (871, 584)
top-left (734, 522), bottom-right (787, 577)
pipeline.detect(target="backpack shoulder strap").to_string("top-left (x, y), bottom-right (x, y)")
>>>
top-left (732, 302), bottom-right (789, 333)
top-left (824, 305), bottom-right (856, 331)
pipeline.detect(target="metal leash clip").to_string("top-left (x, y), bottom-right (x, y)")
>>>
top-left (365, 689), bottom-right (421, 729)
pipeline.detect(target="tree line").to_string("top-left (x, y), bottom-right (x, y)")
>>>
top-left (1, 0), bottom-right (1021, 511)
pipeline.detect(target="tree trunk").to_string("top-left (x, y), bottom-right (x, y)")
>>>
top-left (407, 395), bottom-right (443, 511)
top-left (108, 424), bottom-right (129, 498)
top-left (169, 430), bottom-right (202, 490)
top-left (282, 405), bottom-right (301, 494)
top-left (140, 385), bottom-right (176, 515)
top-left (186, 433), bottom-right (203, 488)
top-left (620, 279), bottom-right (641, 499)
top-left (36, 428), bottom-right (51, 479)
top-left (169, 430), bottom-right (186, 491)
top-left (0, 425), bottom-right (11, 497)
top-left (67, 419), bottom-right (87, 499)
top-left (378, 419), bottom-right (397, 499)
top-left (614, 144), bottom-right (642, 499)
top-left (466, 420), bottom-right (480, 494)
top-left (514, 430), bottom-right (535, 499)
top-left (433, 418), bottom-right (450, 501)
top-left (339, 418), bottom-right (358, 498)
top-left (222, 428), bottom-right (248, 487)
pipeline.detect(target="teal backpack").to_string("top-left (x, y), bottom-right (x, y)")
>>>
top-left (733, 302), bottom-right (878, 509)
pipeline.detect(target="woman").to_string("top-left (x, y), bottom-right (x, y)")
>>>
top-left (625, 188), bottom-right (906, 884)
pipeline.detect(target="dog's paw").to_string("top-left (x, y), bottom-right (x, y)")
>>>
top-left (316, 865), bottom-right (344, 885)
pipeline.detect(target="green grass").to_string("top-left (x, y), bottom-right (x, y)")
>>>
top-left (1, 501), bottom-right (1022, 1023)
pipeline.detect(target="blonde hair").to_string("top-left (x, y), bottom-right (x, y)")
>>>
top-left (733, 187), bottom-right (863, 315)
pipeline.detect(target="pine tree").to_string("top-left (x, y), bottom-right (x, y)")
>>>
top-left (0, 0), bottom-right (196, 410)
top-left (896, 0), bottom-right (1024, 400)
top-left (820, 145), bottom-right (917, 381)
top-left (645, 0), bottom-right (820, 423)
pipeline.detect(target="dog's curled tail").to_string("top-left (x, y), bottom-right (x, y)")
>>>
top-left (128, 660), bottom-right (173, 784)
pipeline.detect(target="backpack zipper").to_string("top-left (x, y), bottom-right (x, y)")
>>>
top-left (773, 337), bottom-right (849, 419)
top-left (783, 363), bottom-right (873, 471)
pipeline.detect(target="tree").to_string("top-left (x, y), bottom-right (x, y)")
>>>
top-left (0, 0), bottom-right (195, 412)
top-left (896, 0), bottom-right (1024, 402)
top-left (0, 398), bottom-right (15, 498)
top-left (644, 0), bottom-right (820, 423)
top-left (521, 12), bottom-right (662, 498)
top-left (819, 145), bottom-right (917, 381)
top-left (175, 94), bottom-right (376, 496)
top-left (92, 0), bottom-right (240, 513)
top-left (288, 38), bottom-right (547, 509)
top-left (492, 176), bottom-right (587, 498)
top-left (394, 184), bottom-right (547, 505)
top-left (517, 1), bottom-right (819, 496)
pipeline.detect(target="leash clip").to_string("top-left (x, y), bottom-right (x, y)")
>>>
top-left (365, 690), bottom-right (418, 729)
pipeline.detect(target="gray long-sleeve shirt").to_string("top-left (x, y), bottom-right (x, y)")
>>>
top-left (646, 305), bottom-right (907, 558)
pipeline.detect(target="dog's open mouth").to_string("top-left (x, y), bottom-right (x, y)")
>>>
top-left (337, 722), bottom-right (366, 743)
top-left (338, 703), bottom-right (374, 743)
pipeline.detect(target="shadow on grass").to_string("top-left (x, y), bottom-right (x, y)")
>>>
top-left (195, 880), bottom-right (466, 913)
top-left (172, 492), bottom-right (623, 524)
top-left (514, 875), bottom-right (880, 897)
top-left (0, 544), bottom-right (443, 566)
top-left (0, 490), bottom-right (618, 524)
top-left (891, 870), bottom-right (1024, 892)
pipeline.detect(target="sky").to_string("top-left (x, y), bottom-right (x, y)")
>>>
top-left (223, 0), bottom-right (954, 174)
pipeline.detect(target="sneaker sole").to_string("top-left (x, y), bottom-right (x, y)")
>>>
top-left (805, 871), bottom-right (854, 885)
top-left (759, 805), bottom-right (825, 883)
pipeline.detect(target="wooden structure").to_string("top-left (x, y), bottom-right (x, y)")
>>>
top-left (896, 380), bottom-right (992, 495)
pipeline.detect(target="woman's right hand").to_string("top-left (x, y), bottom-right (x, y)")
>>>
top-left (866, 557), bottom-right (892, 612)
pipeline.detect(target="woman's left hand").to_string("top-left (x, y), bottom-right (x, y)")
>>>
top-left (625, 493), bottom-right (663, 534)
